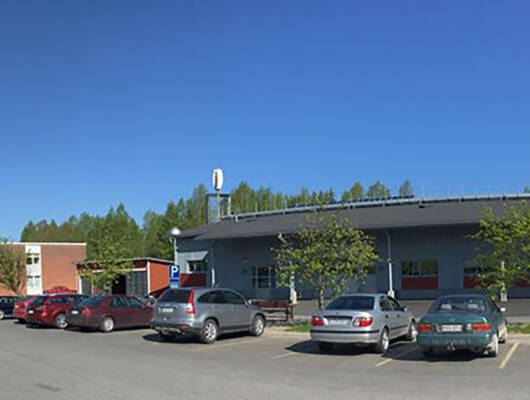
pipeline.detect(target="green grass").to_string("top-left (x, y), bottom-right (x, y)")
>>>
top-left (286, 322), bottom-right (310, 333)
top-left (285, 322), bottom-right (530, 334)
top-left (508, 323), bottom-right (530, 334)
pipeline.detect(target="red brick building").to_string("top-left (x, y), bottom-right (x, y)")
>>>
top-left (0, 242), bottom-right (86, 296)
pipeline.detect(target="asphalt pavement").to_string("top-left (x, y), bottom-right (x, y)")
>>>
top-left (1, 319), bottom-right (529, 400)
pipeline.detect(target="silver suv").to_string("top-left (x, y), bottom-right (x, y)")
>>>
top-left (151, 288), bottom-right (266, 344)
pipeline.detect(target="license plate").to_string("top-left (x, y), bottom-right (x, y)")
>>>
top-left (441, 324), bottom-right (462, 333)
top-left (161, 308), bottom-right (173, 313)
top-left (328, 318), bottom-right (350, 325)
top-left (71, 310), bottom-right (79, 315)
top-left (28, 310), bottom-right (34, 314)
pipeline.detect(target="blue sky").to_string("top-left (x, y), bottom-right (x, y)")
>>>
top-left (1, 0), bottom-right (529, 239)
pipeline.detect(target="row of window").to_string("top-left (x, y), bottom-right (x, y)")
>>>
top-left (249, 260), bottom-right (484, 286)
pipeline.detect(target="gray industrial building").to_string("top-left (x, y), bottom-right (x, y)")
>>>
top-left (176, 194), bottom-right (530, 301)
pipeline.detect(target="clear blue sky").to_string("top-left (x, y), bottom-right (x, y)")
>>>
top-left (1, 0), bottom-right (529, 239)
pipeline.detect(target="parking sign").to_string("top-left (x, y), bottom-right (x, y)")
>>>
top-left (169, 264), bottom-right (181, 288)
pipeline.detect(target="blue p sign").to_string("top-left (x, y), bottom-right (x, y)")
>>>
top-left (169, 264), bottom-right (181, 288)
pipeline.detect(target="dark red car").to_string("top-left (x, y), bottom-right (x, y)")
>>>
top-left (66, 295), bottom-right (153, 333)
top-left (26, 294), bottom-right (88, 329)
top-left (13, 296), bottom-right (38, 323)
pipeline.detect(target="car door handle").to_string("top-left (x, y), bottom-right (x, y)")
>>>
top-left (385, 314), bottom-right (389, 318)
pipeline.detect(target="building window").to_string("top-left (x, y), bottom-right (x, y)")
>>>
top-left (402, 260), bottom-right (438, 277)
top-left (126, 271), bottom-right (147, 297)
top-left (463, 260), bottom-right (486, 276)
top-left (251, 266), bottom-right (276, 289)
top-left (188, 259), bottom-right (207, 273)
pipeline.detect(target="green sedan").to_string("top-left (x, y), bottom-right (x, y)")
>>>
top-left (417, 295), bottom-right (507, 358)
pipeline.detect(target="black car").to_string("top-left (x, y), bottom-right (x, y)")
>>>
top-left (0, 296), bottom-right (19, 320)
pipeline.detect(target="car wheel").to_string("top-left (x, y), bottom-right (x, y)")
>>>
top-left (375, 328), bottom-right (390, 354)
top-left (0, 310), bottom-right (4, 320)
top-left (100, 317), bottom-right (115, 333)
top-left (249, 315), bottom-right (265, 337)
top-left (317, 341), bottom-right (333, 352)
top-left (17, 318), bottom-right (25, 324)
top-left (200, 319), bottom-right (218, 344)
top-left (53, 313), bottom-right (68, 329)
top-left (407, 321), bottom-right (418, 342)
top-left (422, 348), bottom-right (435, 358)
top-left (486, 333), bottom-right (499, 357)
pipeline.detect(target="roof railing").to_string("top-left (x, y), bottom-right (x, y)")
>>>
top-left (224, 192), bottom-right (530, 222)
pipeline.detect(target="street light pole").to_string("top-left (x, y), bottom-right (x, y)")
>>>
top-left (168, 227), bottom-right (181, 268)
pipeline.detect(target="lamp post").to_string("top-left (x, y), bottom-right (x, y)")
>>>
top-left (168, 227), bottom-right (181, 266)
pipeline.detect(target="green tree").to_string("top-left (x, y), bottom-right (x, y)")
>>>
top-left (367, 181), bottom-right (391, 199)
top-left (341, 182), bottom-right (365, 201)
top-left (0, 239), bottom-right (26, 296)
top-left (398, 180), bottom-right (414, 197)
top-left (470, 201), bottom-right (530, 299)
top-left (82, 207), bottom-right (140, 292)
top-left (231, 181), bottom-right (257, 214)
top-left (272, 211), bottom-right (379, 309)
top-left (524, 186), bottom-right (530, 194)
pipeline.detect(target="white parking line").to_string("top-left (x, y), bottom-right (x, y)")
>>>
top-left (374, 347), bottom-right (417, 368)
top-left (272, 352), bottom-right (298, 360)
top-left (190, 338), bottom-right (270, 351)
top-left (499, 342), bottom-right (520, 370)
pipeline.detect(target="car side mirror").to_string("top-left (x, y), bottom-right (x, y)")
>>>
top-left (403, 306), bottom-right (409, 312)
top-left (500, 307), bottom-right (506, 313)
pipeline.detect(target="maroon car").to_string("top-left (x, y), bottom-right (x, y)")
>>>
top-left (26, 294), bottom-right (88, 329)
top-left (13, 296), bottom-right (38, 323)
top-left (66, 295), bottom-right (153, 333)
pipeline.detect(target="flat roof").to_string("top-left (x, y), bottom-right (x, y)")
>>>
top-left (179, 194), bottom-right (529, 241)
top-left (78, 257), bottom-right (173, 266)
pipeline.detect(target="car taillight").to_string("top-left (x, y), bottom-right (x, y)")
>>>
top-left (471, 323), bottom-right (491, 332)
top-left (311, 316), bottom-right (325, 326)
top-left (417, 323), bottom-right (434, 332)
top-left (186, 291), bottom-right (196, 315)
top-left (81, 307), bottom-right (91, 317)
top-left (353, 316), bottom-right (374, 327)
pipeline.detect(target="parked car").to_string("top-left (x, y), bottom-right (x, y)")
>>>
top-left (151, 288), bottom-right (266, 344)
top-left (310, 294), bottom-right (417, 353)
top-left (66, 295), bottom-right (153, 333)
top-left (25, 294), bottom-right (88, 328)
top-left (13, 296), bottom-right (38, 323)
top-left (417, 294), bottom-right (507, 358)
top-left (0, 296), bottom-right (19, 320)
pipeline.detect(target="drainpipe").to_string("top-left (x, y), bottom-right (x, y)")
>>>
top-left (210, 240), bottom-right (216, 287)
top-left (385, 229), bottom-right (395, 298)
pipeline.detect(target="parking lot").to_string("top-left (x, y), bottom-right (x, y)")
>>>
top-left (1, 320), bottom-right (529, 400)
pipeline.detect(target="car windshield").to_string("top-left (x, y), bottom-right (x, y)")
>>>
top-left (431, 297), bottom-right (487, 313)
top-left (79, 296), bottom-right (105, 308)
top-left (158, 289), bottom-right (191, 303)
top-left (326, 296), bottom-right (375, 310)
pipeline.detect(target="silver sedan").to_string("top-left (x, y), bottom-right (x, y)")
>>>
top-left (310, 294), bottom-right (417, 353)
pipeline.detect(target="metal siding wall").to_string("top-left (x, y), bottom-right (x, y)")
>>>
top-left (179, 225), bottom-right (530, 301)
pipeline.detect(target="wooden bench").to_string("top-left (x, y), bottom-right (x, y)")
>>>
top-left (250, 299), bottom-right (296, 324)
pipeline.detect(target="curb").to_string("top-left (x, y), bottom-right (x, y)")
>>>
top-left (265, 329), bottom-right (310, 339)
